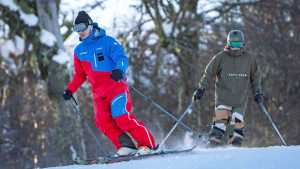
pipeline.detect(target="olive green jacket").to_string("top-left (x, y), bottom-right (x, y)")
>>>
top-left (198, 48), bottom-right (262, 111)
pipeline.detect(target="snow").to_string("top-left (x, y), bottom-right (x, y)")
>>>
top-left (182, 132), bottom-right (194, 148)
top-left (0, 39), bottom-right (15, 59)
top-left (140, 20), bottom-right (155, 37)
top-left (197, 0), bottom-right (221, 19)
top-left (139, 75), bottom-right (152, 87)
top-left (0, 0), bottom-right (38, 26)
top-left (44, 145), bottom-right (300, 169)
top-left (0, 36), bottom-right (25, 74)
top-left (0, 39), bottom-right (17, 74)
top-left (14, 35), bottom-right (25, 55)
top-left (40, 29), bottom-right (57, 47)
top-left (64, 32), bottom-right (79, 47)
top-left (147, 34), bottom-right (159, 45)
top-left (28, 43), bottom-right (33, 51)
top-left (19, 12), bottom-right (38, 26)
top-left (60, 26), bottom-right (69, 35)
top-left (126, 66), bottom-right (134, 85)
top-left (52, 49), bottom-right (71, 64)
top-left (162, 22), bottom-right (173, 36)
top-left (0, 0), bottom-right (18, 11)
top-left (0, 20), bottom-right (9, 38)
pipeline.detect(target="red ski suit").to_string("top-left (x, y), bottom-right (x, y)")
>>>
top-left (67, 24), bottom-right (155, 150)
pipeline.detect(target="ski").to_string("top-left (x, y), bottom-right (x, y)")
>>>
top-left (74, 144), bottom-right (197, 165)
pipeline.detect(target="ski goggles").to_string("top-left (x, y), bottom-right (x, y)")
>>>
top-left (73, 23), bottom-right (89, 32)
top-left (228, 41), bottom-right (243, 48)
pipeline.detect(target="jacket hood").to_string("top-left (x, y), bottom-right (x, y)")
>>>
top-left (80, 22), bottom-right (106, 42)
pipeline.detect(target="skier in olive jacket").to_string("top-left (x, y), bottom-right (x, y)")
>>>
top-left (193, 30), bottom-right (264, 146)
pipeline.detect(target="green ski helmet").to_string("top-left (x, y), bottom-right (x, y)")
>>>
top-left (226, 30), bottom-right (245, 49)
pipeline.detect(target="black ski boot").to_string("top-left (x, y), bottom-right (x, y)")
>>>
top-left (208, 126), bottom-right (225, 147)
top-left (116, 133), bottom-right (137, 156)
top-left (228, 128), bottom-right (244, 147)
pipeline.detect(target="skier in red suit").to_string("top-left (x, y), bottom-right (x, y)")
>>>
top-left (63, 11), bottom-right (156, 156)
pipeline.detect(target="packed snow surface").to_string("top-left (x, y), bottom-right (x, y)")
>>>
top-left (44, 145), bottom-right (300, 169)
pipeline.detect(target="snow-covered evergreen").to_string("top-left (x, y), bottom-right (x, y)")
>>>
top-left (0, 0), bottom-right (38, 26)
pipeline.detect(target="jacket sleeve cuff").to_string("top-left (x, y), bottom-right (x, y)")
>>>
top-left (66, 84), bottom-right (76, 94)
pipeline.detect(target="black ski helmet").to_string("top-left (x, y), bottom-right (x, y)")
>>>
top-left (226, 30), bottom-right (245, 49)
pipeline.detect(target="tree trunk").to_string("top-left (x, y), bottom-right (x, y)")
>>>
top-left (36, 0), bottom-right (64, 49)
top-left (36, 0), bottom-right (87, 160)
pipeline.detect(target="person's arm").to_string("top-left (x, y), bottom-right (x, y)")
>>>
top-left (109, 37), bottom-right (128, 81)
top-left (109, 38), bottom-right (128, 72)
top-left (194, 53), bottom-right (221, 100)
top-left (67, 54), bottom-right (87, 93)
top-left (198, 53), bottom-right (222, 90)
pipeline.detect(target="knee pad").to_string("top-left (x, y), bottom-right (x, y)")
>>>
top-left (229, 112), bottom-right (245, 145)
top-left (210, 118), bottom-right (228, 141)
top-left (215, 105), bottom-right (232, 111)
top-left (214, 108), bottom-right (230, 132)
top-left (213, 119), bottom-right (228, 131)
top-left (231, 112), bottom-right (245, 129)
top-left (209, 123), bottom-right (226, 144)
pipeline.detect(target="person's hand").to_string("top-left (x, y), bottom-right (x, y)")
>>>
top-left (62, 89), bottom-right (73, 100)
top-left (111, 69), bottom-right (124, 81)
top-left (193, 88), bottom-right (205, 101)
top-left (255, 93), bottom-right (264, 104)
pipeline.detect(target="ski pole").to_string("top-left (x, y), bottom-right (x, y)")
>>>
top-left (130, 86), bottom-right (195, 133)
top-left (158, 98), bottom-right (194, 150)
top-left (68, 96), bottom-right (105, 153)
top-left (258, 102), bottom-right (288, 146)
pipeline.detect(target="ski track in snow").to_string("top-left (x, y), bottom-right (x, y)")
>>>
top-left (45, 145), bottom-right (300, 169)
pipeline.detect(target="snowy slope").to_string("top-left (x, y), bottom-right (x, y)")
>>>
top-left (45, 145), bottom-right (300, 169)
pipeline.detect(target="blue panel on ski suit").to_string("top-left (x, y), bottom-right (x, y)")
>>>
top-left (74, 23), bottom-right (128, 74)
top-left (111, 93), bottom-right (128, 118)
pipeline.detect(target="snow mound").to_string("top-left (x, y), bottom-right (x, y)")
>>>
top-left (44, 145), bottom-right (300, 169)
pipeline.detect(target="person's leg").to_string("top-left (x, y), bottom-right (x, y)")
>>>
top-left (110, 91), bottom-right (156, 149)
top-left (93, 97), bottom-right (136, 150)
top-left (209, 105), bottom-right (232, 145)
top-left (228, 107), bottom-right (245, 146)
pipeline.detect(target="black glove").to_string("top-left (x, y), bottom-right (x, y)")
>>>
top-left (193, 88), bottom-right (205, 101)
top-left (254, 93), bottom-right (264, 104)
top-left (111, 69), bottom-right (124, 81)
top-left (62, 89), bottom-right (73, 100)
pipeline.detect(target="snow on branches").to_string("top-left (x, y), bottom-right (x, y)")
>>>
top-left (0, 0), bottom-right (38, 26)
